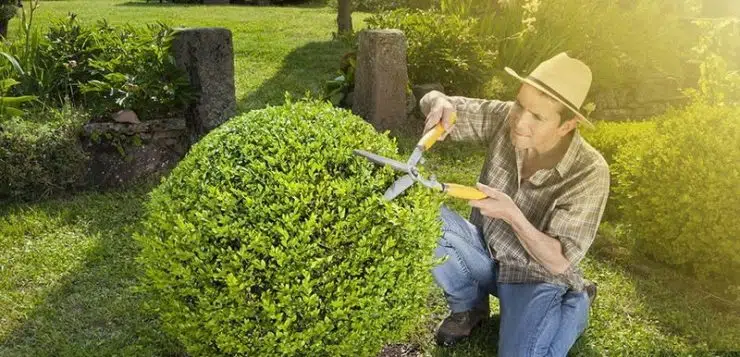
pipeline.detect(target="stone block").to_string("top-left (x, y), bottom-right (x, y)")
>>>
top-left (352, 29), bottom-right (408, 132)
top-left (171, 28), bottom-right (236, 144)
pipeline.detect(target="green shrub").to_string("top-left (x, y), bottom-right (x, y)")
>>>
top-left (136, 99), bottom-right (443, 356)
top-left (581, 121), bottom-right (657, 222)
top-left (351, 0), bottom-right (436, 12)
top-left (382, 0), bottom-right (693, 101)
top-left (365, 9), bottom-right (496, 96)
top-left (683, 18), bottom-right (740, 106)
top-left (0, 106), bottom-right (89, 201)
top-left (0, 14), bottom-right (193, 121)
top-left (582, 121), bottom-right (657, 165)
top-left (613, 103), bottom-right (740, 285)
top-left (481, 0), bottom-right (695, 100)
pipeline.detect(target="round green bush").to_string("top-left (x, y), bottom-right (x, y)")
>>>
top-left (613, 103), bottom-right (740, 285)
top-left (136, 99), bottom-right (443, 356)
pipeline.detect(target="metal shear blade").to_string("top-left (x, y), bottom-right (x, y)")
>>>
top-left (383, 174), bottom-right (415, 200)
top-left (353, 150), bottom-right (410, 173)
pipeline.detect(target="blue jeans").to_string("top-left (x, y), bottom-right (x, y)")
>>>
top-left (432, 206), bottom-right (590, 357)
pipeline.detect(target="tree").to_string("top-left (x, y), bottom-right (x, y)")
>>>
top-left (0, 0), bottom-right (19, 38)
top-left (337, 0), bottom-right (352, 35)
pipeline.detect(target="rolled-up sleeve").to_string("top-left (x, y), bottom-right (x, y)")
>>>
top-left (419, 91), bottom-right (510, 143)
top-left (546, 162), bottom-right (610, 267)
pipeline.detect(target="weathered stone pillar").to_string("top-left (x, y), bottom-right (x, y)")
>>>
top-left (171, 28), bottom-right (236, 144)
top-left (352, 29), bottom-right (408, 132)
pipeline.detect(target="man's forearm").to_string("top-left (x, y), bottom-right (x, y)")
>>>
top-left (507, 211), bottom-right (571, 275)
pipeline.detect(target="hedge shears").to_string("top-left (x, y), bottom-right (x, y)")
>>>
top-left (354, 113), bottom-right (487, 201)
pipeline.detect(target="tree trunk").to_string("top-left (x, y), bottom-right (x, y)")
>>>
top-left (337, 0), bottom-right (352, 35)
top-left (0, 20), bottom-right (7, 39)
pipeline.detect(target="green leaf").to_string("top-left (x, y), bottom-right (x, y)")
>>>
top-left (0, 78), bottom-right (19, 93)
top-left (0, 51), bottom-right (24, 76)
top-left (0, 95), bottom-right (37, 106)
top-left (0, 106), bottom-right (24, 117)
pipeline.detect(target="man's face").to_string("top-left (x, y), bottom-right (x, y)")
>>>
top-left (507, 84), bottom-right (575, 152)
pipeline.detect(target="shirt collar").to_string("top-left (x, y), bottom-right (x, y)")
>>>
top-left (554, 129), bottom-right (582, 177)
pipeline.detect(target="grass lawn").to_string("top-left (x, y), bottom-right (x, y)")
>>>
top-left (1, 0), bottom-right (739, 356)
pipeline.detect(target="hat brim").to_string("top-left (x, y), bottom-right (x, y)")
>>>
top-left (504, 67), bottom-right (594, 129)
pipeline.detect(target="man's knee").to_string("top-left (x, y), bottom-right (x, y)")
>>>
top-left (497, 285), bottom-right (590, 357)
top-left (439, 205), bottom-right (483, 247)
top-left (440, 205), bottom-right (464, 232)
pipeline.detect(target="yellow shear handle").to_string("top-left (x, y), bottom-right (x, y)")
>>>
top-left (417, 112), bottom-right (458, 150)
top-left (444, 183), bottom-right (488, 200)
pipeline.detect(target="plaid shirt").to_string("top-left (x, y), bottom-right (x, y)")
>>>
top-left (420, 93), bottom-right (610, 291)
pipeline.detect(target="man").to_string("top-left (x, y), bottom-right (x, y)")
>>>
top-left (419, 52), bottom-right (610, 356)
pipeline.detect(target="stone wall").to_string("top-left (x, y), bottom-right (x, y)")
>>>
top-left (79, 27), bottom-right (236, 188)
top-left (82, 119), bottom-right (188, 187)
top-left (592, 79), bottom-right (688, 121)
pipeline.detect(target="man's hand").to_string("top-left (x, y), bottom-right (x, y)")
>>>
top-left (468, 183), bottom-right (522, 224)
top-left (423, 95), bottom-right (456, 140)
top-left (470, 183), bottom-right (572, 275)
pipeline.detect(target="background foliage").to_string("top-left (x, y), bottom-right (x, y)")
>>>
top-left (0, 14), bottom-right (193, 122)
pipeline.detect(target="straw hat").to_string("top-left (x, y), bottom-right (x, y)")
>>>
top-left (505, 52), bottom-right (594, 128)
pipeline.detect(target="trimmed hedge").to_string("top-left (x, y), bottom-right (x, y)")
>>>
top-left (581, 121), bottom-right (657, 165)
top-left (0, 108), bottom-right (89, 201)
top-left (613, 103), bottom-right (739, 284)
top-left (581, 120), bottom-right (656, 222)
top-left (136, 99), bottom-right (444, 356)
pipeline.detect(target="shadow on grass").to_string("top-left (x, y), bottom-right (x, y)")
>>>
top-left (116, 0), bottom-right (327, 8)
top-left (115, 1), bottom-right (201, 7)
top-left (237, 39), bottom-right (352, 112)
top-left (234, 0), bottom-right (329, 9)
top-left (0, 188), bottom-right (185, 357)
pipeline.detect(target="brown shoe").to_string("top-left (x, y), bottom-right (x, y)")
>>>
top-left (584, 280), bottom-right (597, 306)
top-left (435, 302), bottom-right (490, 347)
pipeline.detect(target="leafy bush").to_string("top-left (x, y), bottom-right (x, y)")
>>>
top-left (582, 121), bottom-right (657, 165)
top-left (323, 51), bottom-right (356, 107)
top-left (365, 9), bottom-right (496, 96)
top-left (0, 106), bottom-right (89, 201)
top-left (612, 103), bottom-right (740, 285)
top-left (136, 99), bottom-right (443, 356)
top-left (351, 0), bottom-right (436, 12)
top-left (0, 14), bottom-right (193, 121)
top-left (683, 18), bottom-right (740, 106)
top-left (365, 0), bottom-right (694, 101)
top-left (581, 121), bottom-right (656, 222)
top-left (473, 0), bottom-right (696, 99)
